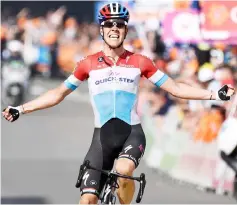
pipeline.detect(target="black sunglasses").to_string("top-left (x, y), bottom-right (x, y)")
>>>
top-left (102, 21), bottom-right (127, 29)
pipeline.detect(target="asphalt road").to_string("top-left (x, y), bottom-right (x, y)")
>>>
top-left (1, 77), bottom-right (236, 204)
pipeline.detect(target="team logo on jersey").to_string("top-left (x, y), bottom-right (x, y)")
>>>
top-left (95, 77), bottom-right (134, 85)
top-left (108, 70), bottom-right (119, 76)
top-left (98, 57), bottom-right (104, 62)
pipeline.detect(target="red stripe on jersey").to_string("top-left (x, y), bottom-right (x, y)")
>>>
top-left (73, 51), bottom-right (159, 81)
top-left (73, 57), bottom-right (90, 81)
top-left (136, 54), bottom-right (158, 78)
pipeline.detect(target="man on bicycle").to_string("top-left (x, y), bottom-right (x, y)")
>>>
top-left (2, 2), bottom-right (235, 204)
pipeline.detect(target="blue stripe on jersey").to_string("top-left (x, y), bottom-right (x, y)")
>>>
top-left (115, 90), bottom-right (136, 125)
top-left (64, 81), bottom-right (78, 91)
top-left (93, 90), bottom-right (136, 126)
top-left (93, 91), bottom-right (114, 126)
top-left (155, 74), bottom-right (168, 87)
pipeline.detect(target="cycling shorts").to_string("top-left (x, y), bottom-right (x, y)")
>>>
top-left (79, 118), bottom-right (146, 197)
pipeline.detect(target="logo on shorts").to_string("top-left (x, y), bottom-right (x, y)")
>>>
top-left (138, 144), bottom-right (144, 154)
top-left (124, 145), bottom-right (133, 153)
top-left (83, 171), bottom-right (90, 186)
top-left (90, 180), bottom-right (97, 185)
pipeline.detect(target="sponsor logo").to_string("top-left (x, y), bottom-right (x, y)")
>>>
top-left (219, 91), bottom-right (227, 95)
top-left (119, 64), bottom-right (134, 68)
top-left (129, 155), bottom-right (137, 164)
top-left (119, 154), bottom-right (129, 158)
top-left (81, 189), bottom-right (98, 195)
top-left (118, 154), bottom-right (138, 165)
top-left (98, 57), bottom-right (104, 62)
top-left (108, 70), bottom-right (120, 76)
top-left (90, 180), bottom-right (97, 185)
top-left (83, 171), bottom-right (89, 186)
top-left (124, 145), bottom-right (133, 153)
top-left (138, 144), bottom-right (144, 154)
top-left (95, 77), bottom-right (134, 85)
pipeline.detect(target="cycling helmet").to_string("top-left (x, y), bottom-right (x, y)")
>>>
top-left (98, 2), bottom-right (130, 25)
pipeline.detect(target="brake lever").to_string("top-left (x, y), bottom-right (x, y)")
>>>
top-left (75, 160), bottom-right (90, 188)
top-left (136, 173), bottom-right (146, 203)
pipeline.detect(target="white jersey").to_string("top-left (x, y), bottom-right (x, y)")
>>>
top-left (64, 50), bottom-right (168, 128)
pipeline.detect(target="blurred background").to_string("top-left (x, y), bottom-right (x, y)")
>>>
top-left (1, 0), bottom-right (237, 204)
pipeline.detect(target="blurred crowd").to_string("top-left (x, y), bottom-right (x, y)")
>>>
top-left (0, 5), bottom-right (152, 78)
top-left (1, 2), bottom-right (237, 143)
top-left (138, 43), bottom-right (237, 143)
top-left (136, 1), bottom-right (237, 144)
top-left (1, 7), bottom-right (101, 78)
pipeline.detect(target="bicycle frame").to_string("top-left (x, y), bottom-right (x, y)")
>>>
top-left (100, 171), bottom-right (118, 204)
top-left (75, 160), bottom-right (146, 204)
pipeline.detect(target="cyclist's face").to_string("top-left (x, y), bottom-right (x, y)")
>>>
top-left (101, 19), bottom-right (127, 48)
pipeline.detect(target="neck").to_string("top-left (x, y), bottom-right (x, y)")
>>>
top-left (102, 44), bottom-right (126, 61)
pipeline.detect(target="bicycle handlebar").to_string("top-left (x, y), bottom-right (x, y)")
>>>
top-left (75, 160), bottom-right (146, 203)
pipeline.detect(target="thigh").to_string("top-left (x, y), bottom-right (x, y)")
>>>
top-left (118, 124), bottom-right (146, 168)
top-left (80, 128), bottom-right (117, 197)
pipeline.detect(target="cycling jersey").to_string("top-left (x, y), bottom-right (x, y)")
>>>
top-left (64, 50), bottom-right (168, 128)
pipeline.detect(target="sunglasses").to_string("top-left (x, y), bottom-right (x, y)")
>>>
top-left (101, 21), bottom-right (127, 29)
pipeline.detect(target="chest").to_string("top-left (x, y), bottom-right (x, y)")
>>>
top-left (88, 66), bottom-right (141, 94)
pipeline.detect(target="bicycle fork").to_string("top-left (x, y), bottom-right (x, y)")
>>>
top-left (100, 175), bottom-right (118, 204)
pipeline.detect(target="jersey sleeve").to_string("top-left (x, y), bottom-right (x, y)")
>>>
top-left (139, 55), bottom-right (168, 87)
top-left (64, 57), bottom-right (90, 91)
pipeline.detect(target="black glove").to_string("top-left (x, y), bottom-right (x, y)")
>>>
top-left (2, 106), bottom-right (22, 122)
top-left (216, 85), bottom-right (235, 101)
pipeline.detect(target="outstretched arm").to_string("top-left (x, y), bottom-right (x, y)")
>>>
top-left (2, 56), bottom-right (90, 122)
top-left (2, 83), bottom-right (73, 122)
top-left (160, 77), bottom-right (235, 100)
top-left (139, 55), bottom-right (235, 101)
top-left (20, 83), bottom-right (73, 114)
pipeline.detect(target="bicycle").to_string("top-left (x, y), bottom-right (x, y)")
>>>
top-left (75, 160), bottom-right (146, 204)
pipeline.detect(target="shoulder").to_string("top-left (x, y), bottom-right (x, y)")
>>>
top-left (74, 51), bottom-right (102, 70)
top-left (134, 53), bottom-right (154, 63)
top-left (124, 51), bottom-right (153, 63)
top-left (131, 53), bottom-right (156, 70)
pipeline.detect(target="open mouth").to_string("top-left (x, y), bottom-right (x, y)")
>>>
top-left (109, 34), bottom-right (119, 39)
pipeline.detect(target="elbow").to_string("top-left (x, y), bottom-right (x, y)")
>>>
top-left (51, 88), bottom-right (65, 105)
top-left (169, 86), bottom-right (179, 98)
top-left (170, 82), bottom-right (181, 98)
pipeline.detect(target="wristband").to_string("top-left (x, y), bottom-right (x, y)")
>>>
top-left (10, 106), bottom-right (24, 114)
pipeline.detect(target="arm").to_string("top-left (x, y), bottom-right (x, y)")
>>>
top-left (2, 57), bottom-right (90, 122)
top-left (160, 77), bottom-right (213, 100)
top-left (22, 57), bottom-right (90, 113)
top-left (22, 83), bottom-right (73, 114)
top-left (140, 55), bottom-right (235, 101)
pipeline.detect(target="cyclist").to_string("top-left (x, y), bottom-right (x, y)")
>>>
top-left (2, 2), bottom-right (236, 204)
